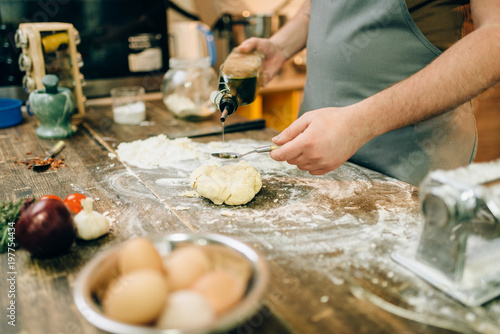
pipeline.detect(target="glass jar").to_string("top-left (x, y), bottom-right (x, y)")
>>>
top-left (161, 57), bottom-right (217, 121)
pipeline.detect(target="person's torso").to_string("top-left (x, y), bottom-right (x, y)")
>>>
top-left (300, 0), bottom-right (476, 185)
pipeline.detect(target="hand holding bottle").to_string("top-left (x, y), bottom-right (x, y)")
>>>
top-left (237, 38), bottom-right (289, 86)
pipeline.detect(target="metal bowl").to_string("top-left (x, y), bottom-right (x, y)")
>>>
top-left (73, 233), bottom-right (269, 334)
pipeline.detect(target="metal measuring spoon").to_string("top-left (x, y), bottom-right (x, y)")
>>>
top-left (33, 140), bottom-right (66, 171)
top-left (211, 144), bottom-right (280, 159)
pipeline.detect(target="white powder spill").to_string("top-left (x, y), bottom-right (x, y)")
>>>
top-left (115, 135), bottom-right (201, 169)
top-left (174, 206), bottom-right (191, 211)
top-left (116, 136), bottom-right (296, 174)
top-left (182, 191), bottom-right (199, 198)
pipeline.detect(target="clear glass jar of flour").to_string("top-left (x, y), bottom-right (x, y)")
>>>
top-left (161, 57), bottom-right (217, 121)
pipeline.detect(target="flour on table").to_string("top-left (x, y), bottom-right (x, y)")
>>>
top-left (173, 206), bottom-right (191, 211)
top-left (182, 190), bottom-right (199, 198)
top-left (115, 135), bottom-right (295, 174)
top-left (115, 135), bottom-right (199, 169)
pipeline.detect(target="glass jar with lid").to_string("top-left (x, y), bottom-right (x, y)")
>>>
top-left (161, 57), bottom-right (217, 121)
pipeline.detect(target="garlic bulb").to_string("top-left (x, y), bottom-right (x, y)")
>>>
top-left (74, 198), bottom-right (110, 240)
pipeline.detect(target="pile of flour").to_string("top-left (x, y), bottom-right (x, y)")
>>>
top-left (114, 135), bottom-right (295, 174)
top-left (115, 135), bottom-right (200, 169)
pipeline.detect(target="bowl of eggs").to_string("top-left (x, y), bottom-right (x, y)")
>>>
top-left (73, 233), bottom-right (269, 333)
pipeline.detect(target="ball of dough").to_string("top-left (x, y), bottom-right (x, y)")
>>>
top-left (190, 160), bottom-right (262, 205)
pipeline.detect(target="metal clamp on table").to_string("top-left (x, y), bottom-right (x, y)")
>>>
top-left (393, 160), bottom-right (500, 306)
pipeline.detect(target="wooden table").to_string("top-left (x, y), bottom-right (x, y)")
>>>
top-left (0, 99), bottom-right (460, 334)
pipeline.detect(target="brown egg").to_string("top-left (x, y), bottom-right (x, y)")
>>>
top-left (103, 269), bottom-right (168, 325)
top-left (163, 245), bottom-right (210, 290)
top-left (192, 270), bottom-right (246, 315)
top-left (118, 237), bottom-right (163, 274)
top-left (156, 290), bottom-right (215, 330)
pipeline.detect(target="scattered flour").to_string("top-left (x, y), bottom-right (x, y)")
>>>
top-left (173, 206), bottom-right (191, 211)
top-left (220, 210), bottom-right (235, 217)
top-left (114, 135), bottom-right (296, 174)
top-left (182, 191), bottom-right (199, 198)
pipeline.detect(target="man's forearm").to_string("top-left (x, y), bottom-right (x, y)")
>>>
top-left (269, 0), bottom-right (310, 59)
top-left (357, 21), bottom-right (500, 141)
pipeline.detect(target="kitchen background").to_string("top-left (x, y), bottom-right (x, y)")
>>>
top-left (0, 0), bottom-right (498, 163)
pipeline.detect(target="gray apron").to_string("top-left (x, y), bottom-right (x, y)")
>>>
top-left (300, 0), bottom-right (477, 186)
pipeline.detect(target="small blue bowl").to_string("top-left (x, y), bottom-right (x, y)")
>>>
top-left (0, 98), bottom-right (23, 129)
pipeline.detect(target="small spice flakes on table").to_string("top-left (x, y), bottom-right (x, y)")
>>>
top-left (14, 157), bottom-right (66, 170)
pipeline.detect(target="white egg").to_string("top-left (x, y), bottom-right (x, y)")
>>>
top-left (156, 290), bottom-right (215, 330)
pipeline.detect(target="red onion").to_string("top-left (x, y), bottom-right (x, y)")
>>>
top-left (15, 198), bottom-right (75, 257)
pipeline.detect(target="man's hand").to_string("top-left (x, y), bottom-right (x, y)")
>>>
top-left (237, 38), bottom-right (289, 86)
top-left (235, 0), bottom-right (310, 86)
top-left (270, 106), bottom-right (372, 175)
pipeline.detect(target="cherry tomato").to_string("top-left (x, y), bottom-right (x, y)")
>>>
top-left (64, 193), bottom-right (86, 204)
top-left (64, 200), bottom-right (83, 214)
top-left (39, 195), bottom-right (63, 201)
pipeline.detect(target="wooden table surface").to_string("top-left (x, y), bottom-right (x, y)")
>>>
top-left (0, 99), bottom-right (462, 334)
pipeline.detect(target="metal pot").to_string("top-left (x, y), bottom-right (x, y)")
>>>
top-left (243, 13), bottom-right (287, 39)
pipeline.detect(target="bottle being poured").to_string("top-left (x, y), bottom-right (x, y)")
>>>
top-left (210, 49), bottom-right (264, 126)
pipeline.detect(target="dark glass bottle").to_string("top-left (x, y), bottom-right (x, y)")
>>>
top-left (211, 49), bottom-right (263, 121)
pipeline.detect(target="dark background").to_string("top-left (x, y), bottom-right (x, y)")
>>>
top-left (0, 0), bottom-right (169, 91)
